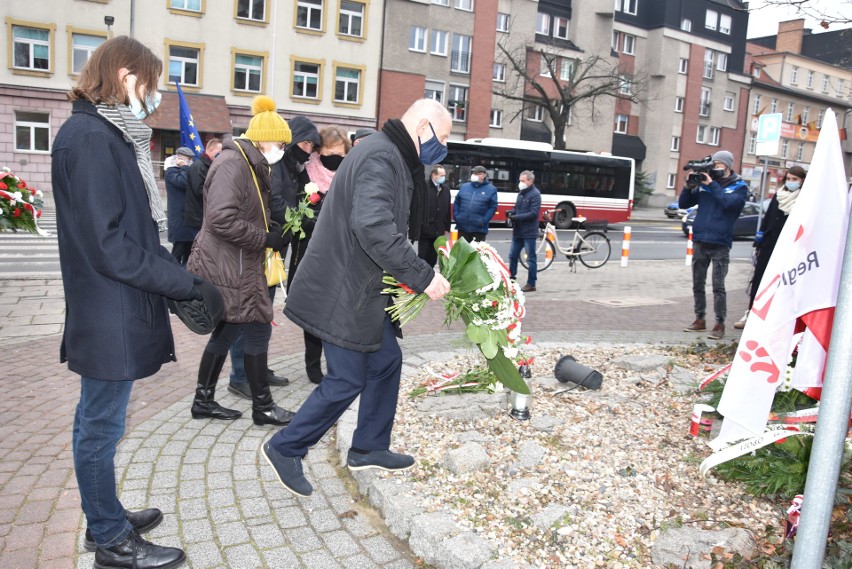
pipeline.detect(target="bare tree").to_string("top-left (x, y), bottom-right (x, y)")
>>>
top-left (744, 0), bottom-right (852, 29)
top-left (493, 38), bottom-right (648, 150)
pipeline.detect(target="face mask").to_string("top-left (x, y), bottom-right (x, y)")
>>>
top-left (289, 144), bottom-right (311, 164)
top-left (263, 147), bottom-right (285, 165)
top-left (710, 168), bottom-right (727, 181)
top-left (417, 122), bottom-right (448, 165)
top-left (435, 176), bottom-right (446, 184)
top-left (470, 174), bottom-right (482, 183)
top-left (320, 154), bottom-right (344, 171)
top-left (785, 181), bottom-right (800, 191)
top-left (125, 74), bottom-right (161, 119)
top-left (518, 182), bottom-right (528, 191)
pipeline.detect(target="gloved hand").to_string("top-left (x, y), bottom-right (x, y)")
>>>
top-left (265, 221), bottom-right (287, 252)
top-left (754, 231), bottom-right (764, 246)
top-left (506, 210), bottom-right (515, 219)
top-left (189, 275), bottom-right (205, 300)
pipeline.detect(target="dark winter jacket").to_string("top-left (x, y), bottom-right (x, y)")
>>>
top-left (510, 185), bottom-right (542, 240)
top-left (453, 179), bottom-right (498, 234)
top-left (51, 100), bottom-right (196, 381)
top-left (421, 180), bottom-right (452, 239)
top-left (270, 153), bottom-right (308, 224)
top-left (678, 173), bottom-right (748, 248)
top-left (165, 164), bottom-right (197, 242)
top-left (284, 130), bottom-right (435, 352)
top-left (184, 152), bottom-right (213, 229)
top-left (187, 138), bottom-right (273, 324)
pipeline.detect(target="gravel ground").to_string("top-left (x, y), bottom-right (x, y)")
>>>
top-left (388, 344), bottom-right (778, 568)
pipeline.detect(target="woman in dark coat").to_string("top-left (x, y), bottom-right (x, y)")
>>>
top-left (52, 36), bottom-right (194, 568)
top-left (187, 96), bottom-right (295, 426)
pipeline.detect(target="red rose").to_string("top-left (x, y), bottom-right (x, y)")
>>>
top-left (36, 209), bottom-right (42, 218)
top-left (0, 182), bottom-right (6, 190)
top-left (308, 192), bottom-right (322, 205)
top-left (13, 208), bottom-right (21, 218)
top-left (30, 188), bottom-right (36, 195)
top-left (18, 179), bottom-right (26, 188)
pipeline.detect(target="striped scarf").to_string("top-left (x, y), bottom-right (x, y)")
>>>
top-left (95, 103), bottom-right (167, 232)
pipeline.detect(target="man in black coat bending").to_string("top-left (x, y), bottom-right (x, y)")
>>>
top-left (262, 99), bottom-right (452, 497)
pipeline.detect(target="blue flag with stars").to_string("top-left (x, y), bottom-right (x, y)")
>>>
top-left (175, 81), bottom-right (203, 156)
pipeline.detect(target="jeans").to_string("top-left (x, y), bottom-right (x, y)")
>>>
top-left (692, 241), bottom-right (730, 324)
top-left (73, 377), bottom-right (134, 548)
top-left (229, 334), bottom-right (247, 385)
top-left (508, 237), bottom-right (537, 286)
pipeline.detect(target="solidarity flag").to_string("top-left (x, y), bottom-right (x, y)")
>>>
top-left (714, 108), bottom-right (851, 446)
top-left (175, 81), bottom-right (202, 156)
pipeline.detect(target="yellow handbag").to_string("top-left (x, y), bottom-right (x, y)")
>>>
top-left (235, 142), bottom-right (286, 288)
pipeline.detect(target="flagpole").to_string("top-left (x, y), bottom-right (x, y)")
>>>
top-left (791, 206), bottom-right (852, 567)
top-left (756, 155), bottom-right (768, 230)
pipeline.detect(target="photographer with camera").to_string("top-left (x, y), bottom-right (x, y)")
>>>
top-left (678, 150), bottom-right (749, 340)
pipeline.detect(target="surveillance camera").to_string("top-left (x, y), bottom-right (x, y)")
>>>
top-left (104, 16), bottom-right (115, 26)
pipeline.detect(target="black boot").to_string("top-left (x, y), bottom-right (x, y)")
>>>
top-left (94, 530), bottom-right (185, 569)
top-left (305, 331), bottom-right (324, 384)
top-left (191, 350), bottom-right (242, 421)
top-left (245, 352), bottom-right (295, 426)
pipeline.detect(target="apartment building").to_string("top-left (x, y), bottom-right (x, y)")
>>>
top-left (2, 0), bottom-right (382, 192)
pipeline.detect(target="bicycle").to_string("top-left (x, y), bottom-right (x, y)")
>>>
top-left (519, 210), bottom-right (611, 271)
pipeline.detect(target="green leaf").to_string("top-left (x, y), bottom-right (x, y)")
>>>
top-left (480, 337), bottom-right (498, 359)
top-left (487, 351), bottom-right (530, 394)
top-left (466, 322), bottom-right (488, 344)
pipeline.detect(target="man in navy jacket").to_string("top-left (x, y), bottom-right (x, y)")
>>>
top-left (453, 165), bottom-right (498, 242)
top-left (508, 170), bottom-right (542, 292)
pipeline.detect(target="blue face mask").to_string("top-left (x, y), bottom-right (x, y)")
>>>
top-left (418, 122), bottom-right (448, 165)
top-left (785, 181), bottom-right (801, 191)
top-left (436, 176), bottom-right (446, 184)
top-left (126, 75), bottom-right (162, 119)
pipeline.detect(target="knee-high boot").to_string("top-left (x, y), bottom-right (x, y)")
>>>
top-left (191, 350), bottom-right (243, 420)
top-left (245, 352), bottom-right (295, 426)
top-left (305, 331), bottom-right (324, 384)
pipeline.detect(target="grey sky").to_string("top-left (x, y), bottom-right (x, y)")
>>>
top-left (746, 0), bottom-right (852, 38)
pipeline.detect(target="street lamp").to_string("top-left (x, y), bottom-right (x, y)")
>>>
top-left (104, 16), bottom-right (114, 36)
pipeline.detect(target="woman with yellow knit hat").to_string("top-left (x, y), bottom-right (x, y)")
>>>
top-left (187, 96), bottom-right (294, 426)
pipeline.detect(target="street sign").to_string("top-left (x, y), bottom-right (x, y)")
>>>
top-left (756, 113), bottom-right (783, 143)
top-left (755, 140), bottom-right (779, 156)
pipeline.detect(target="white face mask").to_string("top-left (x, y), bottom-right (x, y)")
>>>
top-left (470, 174), bottom-right (480, 183)
top-left (263, 147), bottom-right (285, 165)
top-left (518, 182), bottom-right (528, 191)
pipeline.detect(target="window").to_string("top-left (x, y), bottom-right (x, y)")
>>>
top-left (448, 84), bottom-right (468, 122)
top-left (667, 174), bottom-right (677, 189)
top-left (705, 9), bottom-right (718, 31)
top-left (752, 65), bottom-right (761, 78)
top-left (748, 133), bottom-right (756, 154)
top-left (696, 125), bottom-right (706, 143)
top-left (455, 0), bottom-right (473, 11)
top-left (451, 34), bottom-right (471, 73)
top-left (431, 30), bottom-right (448, 56)
top-left (615, 0), bottom-right (637, 14)
top-left (432, 0), bottom-right (449, 5)
top-left (781, 140), bottom-right (789, 158)
top-left (671, 136), bottom-right (680, 151)
top-left (806, 70), bottom-right (814, 88)
top-left (172, 0), bottom-right (202, 10)
top-left (233, 52), bottom-right (263, 92)
top-left (490, 109), bottom-right (503, 128)
top-left (752, 94), bottom-right (762, 115)
top-left (699, 87), bottom-right (711, 117)
top-left (560, 59), bottom-right (574, 81)
top-left (527, 105), bottom-right (544, 122)
top-left (612, 31), bottom-right (620, 51)
top-left (615, 114), bottom-right (628, 133)
top-left (678, 58), bottom-right (688, 74)
top-left (770, 98), bottom-right (778, 113)
top-left (838, 80), bottom-right (846, 98)
top-left (681, 19), bottom-right (692, 32)
top-left (790, 66), bottom-right (798, 84)
top-left (14, 111), bottom-right (50, 152)
top-left (719, 14), bottom-right (731, 34)
top-left (716, 52), bottom-right (728, 72)
top-left (168, 43), bottom-right (201, 86)
top-left (703, 50), bottom-right (714, 79)
top-left (822, 74), bottom-right (830, 93)
top-left (540, 54), bottom-right (552, 77)
top-left (334, 66), bottom-right (361, 104)
top-left (493, 63), bottom-right (506, 82)
top-left (553, 17), bottom-right (569, 40)
top-left (338, 1), bottom-right (364, 37)
top-left (622, 34), bottom-right (635, 55)
top-left (802, 106), bottom-right (810, 123)
top-left (71, 33), bottom-right (105, 74)
top-left (674, 96), bottom-right (684, 112)
top-left (618, 74), bottom-right (631, 95)
top-left (796, 143), bottom-right (804, 161)
top-left (786, 102), bottom-right (795, 122)
top-left (409, 26), bottom-right (426, 52)
top-left (536, 12), bottom-right (550, 35)
top-left (296, 0), bottom-right (322, 30)
top-left (11, 24), bottom-right (52, 72)
top-left (292, 60), bottom-right (321, 99)
top-left (709, 127), bottom-right (720, 146)
top-left (724, 91), bottom-right (735, 112)
top-left (496, 12), bottom-right (509, 32)
top-left (238, 0), bottom-right (266, 22)
top-left (425, 80), bottom-right (444, 103)
top-left (817, 109), bottom-right (824, 128)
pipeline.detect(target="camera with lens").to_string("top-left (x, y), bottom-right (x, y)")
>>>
top-left (683, 156), bottom-right (713, 185)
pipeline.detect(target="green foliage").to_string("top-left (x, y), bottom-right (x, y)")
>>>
top-left (633, 170), bottom-right (654, 204)
top-left (713, 436), bottom-right (812, 498)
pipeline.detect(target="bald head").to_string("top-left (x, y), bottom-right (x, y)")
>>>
top-left (400, 98), bottom-right (452, 156)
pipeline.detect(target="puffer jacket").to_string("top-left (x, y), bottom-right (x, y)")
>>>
top-left (283, 130), bottom-right (435, 352)
top-left (678, 173), bottom-right (748, 248)
top-left (510, 185), bottom-right (542, 239)
top-left (187, 138), bottom-right (272, 324)
top-left (453, 179), bottom-right (498, 234)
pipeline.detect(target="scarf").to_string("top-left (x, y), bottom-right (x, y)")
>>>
top-left (775, 186), bottom-right (800, 214)
top-left (305, 153), bottom-right (336, 194)
top-left (382, 119), bottom-right (427, 241)
top-left (95, 103), bottom-right (167, 232)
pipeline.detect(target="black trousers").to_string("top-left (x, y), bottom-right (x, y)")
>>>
top-left (417, 237), bottom-right (439, 267)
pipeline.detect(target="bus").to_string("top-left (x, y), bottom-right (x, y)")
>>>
top-left (443, 138), bottom-right (635, 229)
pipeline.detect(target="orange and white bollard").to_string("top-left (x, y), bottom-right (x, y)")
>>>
top-left (450, 224), bottom-right (458, 247)
top-left (620, 226), bottom-right (631, 267)
top-left (545, 228), bottom-right (555, 264)
top-left (685, 227), bottom-right (694, 266)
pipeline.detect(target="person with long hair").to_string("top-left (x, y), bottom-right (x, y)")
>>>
top-left (52, 36), bottom-right (196, 568)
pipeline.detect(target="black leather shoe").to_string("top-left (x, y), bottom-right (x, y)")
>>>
top-left (84, 508), bottom-right (163, 552)
top-left (94, 530), bottom-right (185, 569)
top-left (267, 369), bottom-right (290, 386)
top-left (227, 382), bottom-right (252, 400)
top-left (252, 405), bottom-right (295, 426)
top-left (190, 401), bottom-right (242, 420)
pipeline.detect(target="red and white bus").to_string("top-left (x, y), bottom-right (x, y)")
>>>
top-left (444, 138), bottom-right (635, 229)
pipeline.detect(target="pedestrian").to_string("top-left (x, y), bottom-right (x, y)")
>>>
top-left (295, 126), bottom-right (352, 384)
top-left (416, 164), bottom-right (452, 268)
top-left (187, 95), bottom-right (295, 426)
top-left (52, 35), bottom-right (202, 568)
top-left (679, 150), bottom-right (749, 340)
top-left (164, 146), bottom-right (196, 266)
top-left (507, 170), bottom-right (542, 293)
top-left (184, 137), bottom-right (222, 234)
top-left (735, 166), bottom-right (808, 329)
top-left (453, 164), bottom-right (498, 242)
top-left (262, 98), bottom-right (452, 497)
top-left (350, 127), bottom-right (376, 146)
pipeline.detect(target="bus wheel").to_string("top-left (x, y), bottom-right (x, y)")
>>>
top-left (553, 204), bottom-right (575, 230)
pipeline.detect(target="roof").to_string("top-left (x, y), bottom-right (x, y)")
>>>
top-left (748, 28), bottom-right (852, 70)
top-left (143, 91), bottom-right (232, 133)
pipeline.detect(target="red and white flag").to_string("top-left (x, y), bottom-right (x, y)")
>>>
top-left (714, 109), bottom-right (851, 446)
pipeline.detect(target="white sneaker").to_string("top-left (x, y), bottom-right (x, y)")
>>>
top-left (733, 310), bottom-right (748, 330)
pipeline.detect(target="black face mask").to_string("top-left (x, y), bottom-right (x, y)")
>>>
top-left (288, 144), bottom-right (311, 164)
top-left (319, 154), bottom-right (345, 171)
top-left (710, 168), bottom-right (727, 181)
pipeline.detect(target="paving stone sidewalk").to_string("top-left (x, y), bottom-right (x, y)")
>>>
top-left (0, 260), bottom-right (749, 568)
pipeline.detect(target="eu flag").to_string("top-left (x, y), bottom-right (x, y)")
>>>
top-left (175, 81), bottom-right (203, 156)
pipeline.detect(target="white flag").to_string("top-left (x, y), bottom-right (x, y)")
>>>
top-left (714, 108), bottom-right (851, 445)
